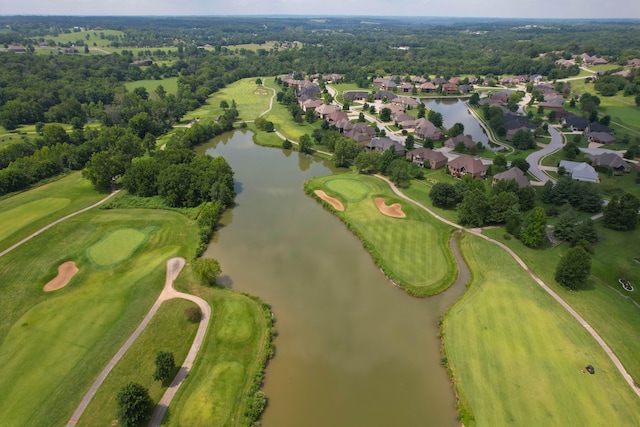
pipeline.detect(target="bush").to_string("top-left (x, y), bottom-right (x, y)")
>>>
top-left (184, 306), bottom-right (202, 322)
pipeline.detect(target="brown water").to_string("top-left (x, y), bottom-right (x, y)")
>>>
top-left (199, 131), bottom-right (466, 427)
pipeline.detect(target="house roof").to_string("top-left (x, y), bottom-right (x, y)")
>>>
top-left (315, 104), bottom-right (340, 115)
top-left (409, 147), bottom-right (447, 163)
top-left (445, 134), bottom-right (475, 149)
top-left (585, 152), bottom-right (630, 170)
top-left (587, 122), bottom-right (613, 133)
top-left (559, 160), bottom-right (599, 183)
top-left (563, 115), bottom-right (589, 130)
top-left (366, 137), bottom-right (405, 152)
top-left (493, 167), bottom-right (530, 188)
top-left (587, 131), bottom-right (616, 144)
top-left (414, 118), bottom-right (444, 139)
top-left (448, 156), bottom-right (487, 174)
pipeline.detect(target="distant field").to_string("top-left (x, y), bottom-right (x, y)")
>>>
top-left (444, 234), bottom-right (640, 427)
top-left (306, 173), bottom-right (456, 296)
top-left (44, 29), bottom-right (124, 48)
top-left (0, 133), bottom-right (35, 149)
top-left (125, 77), bottom-right (178, 96)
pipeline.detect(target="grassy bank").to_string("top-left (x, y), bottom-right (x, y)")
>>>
top-left (305, 173), bottom-right (456, 296)
top-left (443, 233), bottom-right (640, 426)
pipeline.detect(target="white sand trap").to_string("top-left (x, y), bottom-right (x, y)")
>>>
top-left (44, 261), bottom-right (78, 292)
top-left (315, 190), bottom-right (344, 211)
top-left (375, 198), bottom-right (406, 218)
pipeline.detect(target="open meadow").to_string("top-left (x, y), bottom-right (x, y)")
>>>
top-left (305, 173), bottom-right (456, 296)
top-left (124, 77), bottom-right (178, 96)
top-left (443, 233), bottom-right (640, 426)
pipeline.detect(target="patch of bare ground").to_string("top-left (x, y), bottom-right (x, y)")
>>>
top-left (315, 190), bottom-right (344, 211)
top-left (375, 197), bottom-right (406, 218)
top-left (43, 261), bottom-right (78, 292)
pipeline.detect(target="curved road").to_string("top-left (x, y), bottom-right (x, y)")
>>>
top-left (525, 125), bottom-right (564, 184)
top-left (67, 257), bottom-right (211, 426)
top-left (374, 174), bottom-right (640, 399)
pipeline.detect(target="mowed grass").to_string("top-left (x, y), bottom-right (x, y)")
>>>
top-left (0, 172), bottom-right (104, 252)
top-left (443, 234), bottom-right (640, 427)
top-left (182, 77), bottom-right (273, 125)
top-left (125, 77), bottom-right (178, 96)
top-left (77, 299), bottom-right (199, 426)
top-left (87, 227), bottom-right (149, 266)
top-left (261, 78), bottom-right (319, 141)
top-left (0, 207), bottom-right (198, 427)
top-left (46, 29), bottom-right (124, 48)
top-left (162, 282), bottom-right (270, 427)
top-left (482, 225), bottom-right (640, 384)
top-left (306, 173), bottom-right (456, 296)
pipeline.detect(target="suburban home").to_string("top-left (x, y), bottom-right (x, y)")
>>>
top-left (394, 112), bottom-right (414, 124)
top-left (538, 97), bottom-right (565, 111)
top-left (399, 82), bottom-right (413, 93)
top-left (586, 131), bottom-right (616, 145)
top-left (302, 99), bottom-right (324, 112)
top-left (391, 96), bottom-right (419, 108)
top-left (563, 115), bottom-right (589, 131)
top-left (442, 83), bottom-right (459, 95)
top-left (325, 111), bottom-right (349, 125)
top-left (345, 122), bottom-right (376, 143)
top-left (556, 58), bottom-right (575, 68)
top-left (315, 104), bottom-right (340, 119)
top-left (444, 134), bottom-right (476, 150)
top-left (373, 91), bottom-right (397, 101)
top-left (432, 77), bottom-right (447, 85)
top-left (559, 160), bottom-right (599, 183)
top-left (8, 45), bottom-right (26, 53)
top-left (586, 122), bottom-right (613, 134)
top-left (64, 46), bottom-right (78, 54)
top-left (458, 84), bottom-right (473, 94)
top-left (335, 118), bottom-right (354, 134)
top-left (323, 73), bottom-right (343, 83)
top-left (627, 58), bottom-right (640, 67)
top-left (448, 156), bottom-right (487, 179)
top-left (406, 148), bottom-right (448, 169)
top-left (414, 118), bottom-right (444, 141)
top-left (412, 76), bottom-right (427, 84)
top-left (506, 126), bottom-right (535, 142)
top-left (380, 80), bottom-right (397, 91)
top-left (365, 137), bottom-right (406, 156)
top-left (343, 91), bottom-right (369, 102)
top-left (133, 59), bottom-right (153, 66)
top-left (585, 152), bottom-right (631, 173)
top-left (492, 167), bottom-right (530, 188)
top-left (420, 82), bottom-right (437, 93)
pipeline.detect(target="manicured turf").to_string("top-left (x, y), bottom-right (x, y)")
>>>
top-left (261, 78), bottom-right (318, 141)
top-left (162, 282), bottom-right (270, 427)
top-left (182, 77), bottom-right (273, 125)
top-left (306, 173), bottom-right (456, 296)
top-left (443, 234), bottom-right (640, 427)
top-left (124, 77), bottom-right (178, 96)
top-left (0, 172), bottom-right (104, 252)
top-left (0, 198), bottom-right (69, 242)
top-left (87, 227), bottom-right (149, 266)
top-left (0, 208), bottom-right (197, 426)
top-left (77, 299), bottom-right (199, 426)
top-left (483, 225), bottom-right (640, 385)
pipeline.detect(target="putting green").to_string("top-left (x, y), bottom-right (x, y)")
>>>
top-left (0, 198), bottom-right (70, 243)
top-left (325, 177), bottom-right (371, 202)
top-left (86, 228), bottom-right (148, 266)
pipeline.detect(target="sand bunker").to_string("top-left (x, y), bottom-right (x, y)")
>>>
top-left (43, 261), bottom-right (78, 292)
top-left (315, 190), bottom-right (344, 211)
top-left (375, 198), bottom-right (406, 218)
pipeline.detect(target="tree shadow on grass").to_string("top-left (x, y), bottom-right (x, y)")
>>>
top-left (217, 274), bottom-right (234, 289)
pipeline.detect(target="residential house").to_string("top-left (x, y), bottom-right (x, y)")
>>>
top-left (133, 59), bottom-right (153, 66)
top-left (399, 82), bottom-right (413, 93)
top-left (302, 99), bottom-right (324, 112)
top-left (64, 46), bottom-right (78, 54)
top-left (406, 148), bottom-right (448, 169)
top-left (492, 167), bottom-right (530, 188)
top-left (432, 77), bottom-right (447, 85)
top-left (412, 76), bottom-right (427, 84)
top-left (458, 84), bottom-right (473, 94)
top-left (315, 104), bottom-right (340, 119)
top-left (563, 115), bottom-right (589, 131)
top-left (326, 111), bottom-right (349, 125)
top-left (345, 122), bottom-right (376, 144)
top-left (373, 91), bottom-right (397, 101)
top-left (343, 91), bottom-right (369, 102)
top-left (585, 152), bottom-right (630, 173)
top-left (380, 80), bottom-right (397, 91)
top-left (444, 134), bottom-right (476, 150)
top-left (559, 160), bottom-right (599, 183)
top-left (414, 118), bottom-right (444, 141)
top-left (420, 82), bottom-right (437, 93)
top-left (365, 137), bottom-right (406, 156)
top-left (442, 83), bottom-right (459, 95)
top-left (391, 96), bottom-right (419, 108)
top-left (586, 122), bottom-right (613, 134)
top-left (447, 156), bottom-right (488, 179)
top-left (626, 58), bottom-right (640, 67)
top-left (586, 131), bottom-right (616, 145)
top-left (8, 45), bottom-right (26, 53)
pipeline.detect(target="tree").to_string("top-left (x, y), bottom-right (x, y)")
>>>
top-left (305, 109), bottom-right (317, 124)
top-left (153, 351), bottom-right (175, 382)
top-left (388, 158), bottom-right (411, 187)
top-left (332, 138), bottom-right (359, 168)
top-left (555, 247), bottom-right (591, 290)
top-left (379, 107), bottom-right (391, 122)
top-left (449, 123), bottom-right (464, 138)
top-left (427, 110), bottom-right (443, 128)
top-left (83, 151), bottom-right (118, 192)
top-left (193, 258), bottom-right (222, 285)
top-left (354, 150), bottom-right (380, 174)
top-left (603, 193), bottom-right (640, 231)
top-left (116, 383), bottom-right (154, 427)
top-left (493, 154), bottom-right (507, 171)
top-left (510, 158), bottom-right (530, 173)
top-left (457, 189), bottom-right (489, 227)
top-left (282, 139), bottom-right (292, 149)
top-left (405, 134), bottom-right (415, 151)
top-left (220, 100), bottom-right (229, 109)
top-left (263, 121), bottom-right (274, 132)
top-left (520, 207), bottom-right (547, 248)
top-left (299, 134), bottom-right (313, 154)
top-left (488, 191), bottom-right (519, 224)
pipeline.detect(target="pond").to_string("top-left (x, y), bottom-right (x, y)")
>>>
top-left (198, 131), bottom-right (463, 427)
top-left (423, 97), bottom-right (489, 145)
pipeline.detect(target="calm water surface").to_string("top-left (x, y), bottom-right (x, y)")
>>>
top-left (424, 98), bottom-right (489, 145)
top-left (199, 131), bottom-right (461, 427)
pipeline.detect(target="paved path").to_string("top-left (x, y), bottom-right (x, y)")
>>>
top-left (67, 257), bottom-right (211, 426)
top-left (526, 125), bottom-right (564, 183)
top-left (0, 190), bottom-right (120, 259)
top-left (374, 174), bottom-right (640, 399)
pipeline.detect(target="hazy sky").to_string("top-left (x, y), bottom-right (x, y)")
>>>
top-left (1, 0), bottom-right (639, 19)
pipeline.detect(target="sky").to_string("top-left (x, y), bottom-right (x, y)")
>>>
top-left (1, 0), bottom-right (640, 19)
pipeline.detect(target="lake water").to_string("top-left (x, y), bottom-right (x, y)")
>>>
top-left (423, 98), bottom-right (489, 145)
top-left (199, 131), bottom-right (464, 427)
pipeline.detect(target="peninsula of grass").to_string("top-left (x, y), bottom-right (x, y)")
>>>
top-left (0, 207), bottom-right (197, 426)
top-left (0, 172), bottom-right (105, 252)
top-left (77, 299), bottom-right (199, 426)
top-left (305, 173), bottom-right (456, 296)
top-left (163, 277), bottom-right (273, 427)
top-left (443, 233), bottom-right (640, 427)
top-left (482, 225), bottom-right (640, 384)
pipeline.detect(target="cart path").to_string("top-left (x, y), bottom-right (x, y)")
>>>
top-left (66, 257), bottom-right (211, 426)
top-left (374, 174), bottom-right (640, 399)
top-left (0, 189), bottom-right (120, 259)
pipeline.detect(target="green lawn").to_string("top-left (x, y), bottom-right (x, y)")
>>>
top-left (125, 77), bottom-right (178, 96)
top-left (0, 172), bottom-right (104, 252)
top-left (305, 173), bottom-right (456, 296)
top-left (0, 207), bottom-right (197, 426)
top-left (0, 133), bottom-right (36, 149)
top-left (182, 77), bottom-right (273, 125)
top-left (77, 299), bottom-right (199, 426)
top-left (443, 233), bottom-right (640, 427)
top-left (260, 78), bottom-right (318, 141)
top-left (45, 29), bottom-right (125, 48)
top-left (482, 225), bottom-right (640, 382)
top-left (400, 173), bottom-right (461, 225)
